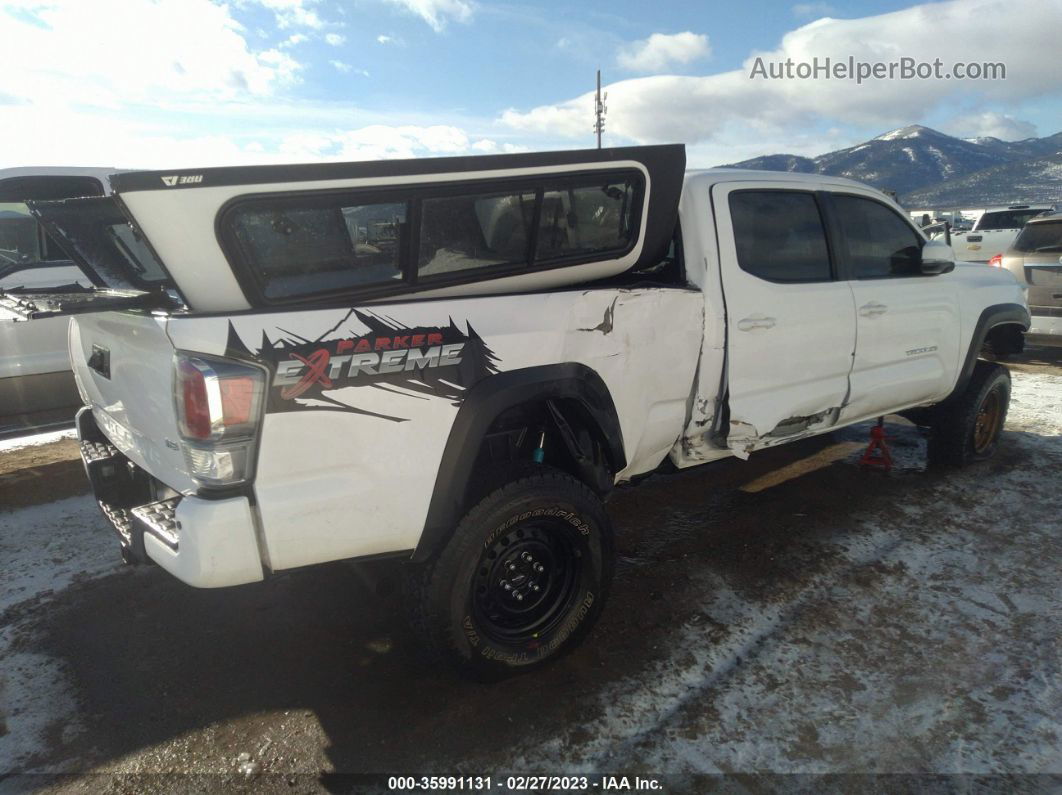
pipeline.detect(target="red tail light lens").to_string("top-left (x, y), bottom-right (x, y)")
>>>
top-left (219, 376), bottom-right (256, 427)
top-left (988, 254), bottom-right (1003, 268)
top-left (175, 354), bottom-right (265, 442)
top-left (177, 359), bottom-right (212, 440)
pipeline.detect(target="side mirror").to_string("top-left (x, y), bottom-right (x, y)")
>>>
top-left (920, 237), bottom-right (955, 275)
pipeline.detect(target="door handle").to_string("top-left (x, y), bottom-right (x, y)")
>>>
top-left (737, 315), bottom-right (776, 331)
top-left (859, 302), bottom-right (888, 318)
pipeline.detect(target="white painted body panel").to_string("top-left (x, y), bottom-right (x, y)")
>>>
top-left (163, 288), bottom-right (703, 569)
top-left (0, 315), bottom-right (70, 379)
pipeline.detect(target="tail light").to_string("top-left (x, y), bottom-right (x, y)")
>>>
top-left (174, 353), bottom-right (266, 487)
top-left (988, 254), bottom-right (1003, 268)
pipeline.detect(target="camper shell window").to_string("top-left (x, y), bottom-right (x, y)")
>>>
top-left (219, 170), bottom-right (644, 305)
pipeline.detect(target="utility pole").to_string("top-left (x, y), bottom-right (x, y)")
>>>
top-left (594, 69), bottom-right (607, 149)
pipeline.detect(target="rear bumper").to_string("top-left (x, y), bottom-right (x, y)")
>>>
top-left (1027, 311), bottom-right (1062, 345)
top-left (77, 407), bottom-right (264, 588)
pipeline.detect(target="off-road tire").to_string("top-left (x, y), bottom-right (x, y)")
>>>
top-left (933, 360), bottom-right (1011, 466)
top-left (406, 465), bottom-right (614, 680)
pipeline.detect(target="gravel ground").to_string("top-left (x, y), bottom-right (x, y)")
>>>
top-left (1, 351), bottom-right (1060, 792)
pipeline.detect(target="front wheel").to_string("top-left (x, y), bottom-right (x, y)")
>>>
top-left (933, 360), bottom-right (1011, 466)
top-left (406, 466), bottom-right (614, 679)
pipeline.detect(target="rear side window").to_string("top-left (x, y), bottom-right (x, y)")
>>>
top-left (729, 191), bottom-right (832, 282)
top-left (418, 191), bottom-right (534, 277)
top-left (832, 195), bottom-right (922, 279)
top-left (229, 201), bottom-right (406, 299)
top-left (536, 180), bottom-right (636, 261)
top-left (222, 170), bottom-right (643, 303)
top-left (1012, 220), bottom-right (1062, 253)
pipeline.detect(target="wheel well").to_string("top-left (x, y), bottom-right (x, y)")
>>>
top-left (414, 363), bottom-right (625, 562)
top-left (470, 398), bottom-right (616, 502)
top-left (982, 322), bottom-right (1025, 356)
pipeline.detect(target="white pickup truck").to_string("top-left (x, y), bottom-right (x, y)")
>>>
top-left (2, 146), bottom-right (1029, 677)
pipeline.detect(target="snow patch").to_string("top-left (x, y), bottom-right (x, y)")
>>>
top-left (0, 428), bottom-right (77, 453)
top-left (0, 496), bottom-right (120, 615)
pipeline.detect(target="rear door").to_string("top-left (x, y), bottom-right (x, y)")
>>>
top-left (711, 182), bottom-right (857, 455)
top-left (828, 192), bottom-right (960, 418)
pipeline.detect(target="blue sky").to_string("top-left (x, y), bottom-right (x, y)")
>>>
top-left (2, 0), bottom-right (1061, 168)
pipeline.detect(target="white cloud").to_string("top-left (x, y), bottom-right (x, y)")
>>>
top-left (280, 33), bottom-right (309, 48)
top-left (330, 60), bottom-right (352, 72)
top-left (248, 0), bottom-right (324, 29)
top-left (325, 32), bottom-right (346, 46)
top-left (384, 0), bottom-right (473, 33)
top-left (944, 111), bottom-right (1038, 141)
top-left (377, 34), bottom-right (402, 45)
top-left (792, 2), bottom-right (835, 17)
top-left (280, 124), bottom-right (496, 161)
top-left (617, 32), bottom-right (711, 73)
top-left (502, 0), bottom-right (1062, 147)
top-left (0, 0), bottom-right (302, 104)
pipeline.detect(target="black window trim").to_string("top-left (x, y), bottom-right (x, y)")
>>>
top-left (216, 169), bottom-right (646, 308)
top-left (822, 190), bottom-right (931, 281)
top-left (726, 187), bottom-right (839, 285)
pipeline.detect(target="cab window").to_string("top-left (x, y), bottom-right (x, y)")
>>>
top-left (832, 195), bottom-right (922, 279)
top-left (729, 190), bottom-right (832, 282)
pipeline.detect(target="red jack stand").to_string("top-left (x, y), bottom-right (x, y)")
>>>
top-left (860, 417), bottom-right (893, 472)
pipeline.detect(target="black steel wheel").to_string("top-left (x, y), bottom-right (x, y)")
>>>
top-left (406, 465), bottom-right (613, 679)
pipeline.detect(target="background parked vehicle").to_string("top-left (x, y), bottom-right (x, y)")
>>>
top-left (950, 203), bottom-right (1055, 262)
top-left (0, 167), bottom-right (117, 436)
top-left (993, 212), bottom-right (1062, 346)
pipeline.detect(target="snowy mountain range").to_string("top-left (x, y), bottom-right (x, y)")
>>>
top-left (723, 125), bottom-right (1062, 207)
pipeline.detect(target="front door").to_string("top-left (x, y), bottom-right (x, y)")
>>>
top-left (711, 183), bottom-right (857, 456)
top-left (827, 192), bottom-right (960, 420)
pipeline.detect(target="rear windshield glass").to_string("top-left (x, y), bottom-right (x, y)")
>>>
top-left (1013, 220), bottom-right (1062, 253)
top-left (0, 176), bottom-right (105, 272)
top-left (222, 171), bottom-right (642, 302)
top-left (29, 196), bottom-right (173, 291)
top-left (977, 210), bottom-right (1046, 231)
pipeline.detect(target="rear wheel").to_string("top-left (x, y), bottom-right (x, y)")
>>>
top-left (406, 466), bottom-right (614, 679)
top-left (933, 360), bottom-right (1011, 466)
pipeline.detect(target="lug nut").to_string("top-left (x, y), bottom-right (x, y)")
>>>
top-left (531, 584), bottom-right (540, 592)
top-left (521, 552), bottom-right (533, 562)
top-left (533, 563), bottom-right (544, 573)
top-left (501, 580), bottom-right (512, 590)
top-left (507, 562), bottom-right (517, 571)
top-left (514, 593), bottom-right (524, 601)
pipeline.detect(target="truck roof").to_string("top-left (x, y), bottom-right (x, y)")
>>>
top-left (684, 167), bottom-right (878, 193)
top-left (0, 166), bottom-right (121, 181)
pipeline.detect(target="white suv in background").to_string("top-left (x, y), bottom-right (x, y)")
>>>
top-left (0, 167), bottom-right (118, 434)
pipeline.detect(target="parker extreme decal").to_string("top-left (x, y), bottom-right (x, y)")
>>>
top-left (226, 309), bottom-right (500, 422)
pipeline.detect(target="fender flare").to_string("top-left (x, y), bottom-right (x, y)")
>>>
top-left (948, 302), bottom-right (1030, 400)
top-left (412, 363), bottom-right (625, 562)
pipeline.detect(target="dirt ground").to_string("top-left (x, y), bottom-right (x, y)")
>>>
top-left (1, 348), bottom-right (1060, 792)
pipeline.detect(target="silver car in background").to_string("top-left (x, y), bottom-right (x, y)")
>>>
top-left (995, 212), bottom-right (1062, 345)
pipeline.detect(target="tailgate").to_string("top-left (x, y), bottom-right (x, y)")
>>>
top-left (69, 311), bottom-right (196, 494)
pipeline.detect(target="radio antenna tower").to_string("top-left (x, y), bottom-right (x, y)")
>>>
top-left (594, 69), bottom-right (608, 149)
